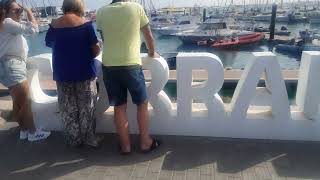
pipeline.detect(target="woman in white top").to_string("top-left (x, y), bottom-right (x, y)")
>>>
top-left (0, 0), bottom-right (50, 141)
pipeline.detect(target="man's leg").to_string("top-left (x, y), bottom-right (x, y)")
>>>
top-left (102, 66), bottom-right (131, 153)
top-left (126, 67), bottom-right (154, 151)
top-left (114, 104), bottom-right (131, 153)
top-left (137, 101), bottom-right (153, 150)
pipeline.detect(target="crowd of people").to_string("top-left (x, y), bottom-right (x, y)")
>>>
top-left (0, 0), bottom-right (161, 154)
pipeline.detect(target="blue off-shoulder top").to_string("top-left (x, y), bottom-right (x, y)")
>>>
top-left (45, 21), bottom-right (98, 82)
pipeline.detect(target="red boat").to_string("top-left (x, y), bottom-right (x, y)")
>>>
top-left (211, 33), bottom-right (265, 49)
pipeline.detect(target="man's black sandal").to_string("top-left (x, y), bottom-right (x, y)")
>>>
top-left (118, 144), bottom-right (131, 156)
top-left (140, 139), bottom-right (161, 154)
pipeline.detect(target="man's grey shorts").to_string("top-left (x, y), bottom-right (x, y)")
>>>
top-left (0, 57), bottom-right (27, 88)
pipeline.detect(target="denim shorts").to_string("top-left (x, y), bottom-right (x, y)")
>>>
top-left (102, 65), bottom-right (147, 106)
top-left (0, 57), bottom-right (27, 88)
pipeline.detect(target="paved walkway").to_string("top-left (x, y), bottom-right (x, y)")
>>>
top-left (1, 97), bottom-right (320, 180)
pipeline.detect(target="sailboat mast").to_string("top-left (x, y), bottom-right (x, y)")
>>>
top-left (42, 0), bottom-right (47, 17)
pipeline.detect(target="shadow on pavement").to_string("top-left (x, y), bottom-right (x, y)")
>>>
top-left (1, 128), bottom-right (320, 179)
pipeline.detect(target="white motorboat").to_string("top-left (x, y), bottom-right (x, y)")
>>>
top-left (155, 16), bottom-right (201, 36)
top-left (172, 19), bottom-right (255, 44)
top-left (309, 11), bottom-right (320, 24)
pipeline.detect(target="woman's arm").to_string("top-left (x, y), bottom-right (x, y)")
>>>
top-left (4, 18), bottom-right (38, 35)
top-left (4, 5), bottom-right (38, 35)
top-left (26, 9), bottom-right (37, 25)
top-left (21, 5), bottom-right (37, 26)
top-left (45, 25), bottom-right (54, 48)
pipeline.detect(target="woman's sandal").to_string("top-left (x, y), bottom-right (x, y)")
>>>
top-left (84, 135), bottom-right (105, 150)
top-left (140, 139), bottom-right (161, 154)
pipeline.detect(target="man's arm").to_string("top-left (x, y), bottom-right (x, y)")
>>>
top-left (98, 30), bottom-right (104, 42)
top-left (141, 24), bottom-right (158, 58)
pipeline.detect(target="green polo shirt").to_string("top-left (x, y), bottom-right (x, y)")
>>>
top-left (96, 2), bottom-right (149, 66)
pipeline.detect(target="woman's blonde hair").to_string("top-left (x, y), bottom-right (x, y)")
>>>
top-left (62, 0), bottom-right (85, 16)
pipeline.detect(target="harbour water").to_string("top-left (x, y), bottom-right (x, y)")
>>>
top-left (26, 22), bottom-right (320, 70)
top-left (25, 22), bottom-right (318, 104)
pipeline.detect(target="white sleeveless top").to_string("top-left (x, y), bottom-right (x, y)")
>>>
top-left (0, 18), bottom-right (39, 60)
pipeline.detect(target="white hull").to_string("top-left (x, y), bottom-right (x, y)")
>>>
top-left (156, 24), bottom-right (199, 36)
top-left (39, 24), bottom-right (49, 33)
top-left (254, 15), bottom-right (289, 22)
top-left (310, 18), bottom-right (320, 24)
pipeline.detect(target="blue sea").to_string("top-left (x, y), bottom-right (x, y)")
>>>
top-left (26, 22), bottom-right (315, 103)
top-left (26, 22), bottom-right (320, 70)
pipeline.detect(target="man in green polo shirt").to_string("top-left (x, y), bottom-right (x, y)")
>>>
top-left (97, 0), bottom-right (160, 155)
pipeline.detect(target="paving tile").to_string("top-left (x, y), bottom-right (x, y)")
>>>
top-left (200, 163), bottom-right (214, 176)
top-left (186, 168), bottom-right (200, 180)
top-left (227, 177), bottom-right (242, 180)
top-left (173, 171), bottom-right (186, 180)
top-left (255, 166), bottom-right (272, 180)
top-left (77, 166), bottom-right (96, 179)
top-left (106, 166), bottom-right (133, 180)
top-left (200, 174), bottom-right (214, 180)
top-left (242, 170), bottom-right (256, 180)
top-left (103, 176), bottom-right (118, 180)
top-left (130, 177), bottom-right (146, 180)
top-left (158, 170), bottom-right (173, 180)
top-left (131, 162), bottom-right (150, 178)
top-left (148, 158), bottom-right (165, 173)
top-left (143, 172), bottom-right (160, 180)
top-left (215, 173), bottom-right (229, 180)
top-left (88, 166), bottom-right (108, 180)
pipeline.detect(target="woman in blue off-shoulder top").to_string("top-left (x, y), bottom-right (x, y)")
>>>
top-left (45, 0), bottom-right (102, 148)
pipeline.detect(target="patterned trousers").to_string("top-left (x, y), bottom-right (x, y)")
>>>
top-left (57, 80), bottom-right (97, 147)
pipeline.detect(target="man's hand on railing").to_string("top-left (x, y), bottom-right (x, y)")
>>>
top-left (148, 52), bottom-right (160, 58)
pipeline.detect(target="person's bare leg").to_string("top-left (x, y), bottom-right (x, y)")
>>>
top-left (9, 81), bottom-right (35, 132)
top-left (10, 88), bottom-right (22, 127)
top-left (137, 102), bottom-right (152, 150)
top-left (114, 104), bottom-right (131, 152)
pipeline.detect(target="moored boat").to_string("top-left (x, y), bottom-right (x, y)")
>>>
top-left (210, 33), bottom-right (265, 49)
top-left (155, 16), bottom-right (201, 36)
top-left (308, 11), bottom-right (320, 24)
top-left (173, 20), bottom-right (255, 44)
top-left (275, 31), bottom-right (291, 36)
top-left (276, 43), bottom-right (320, 55)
